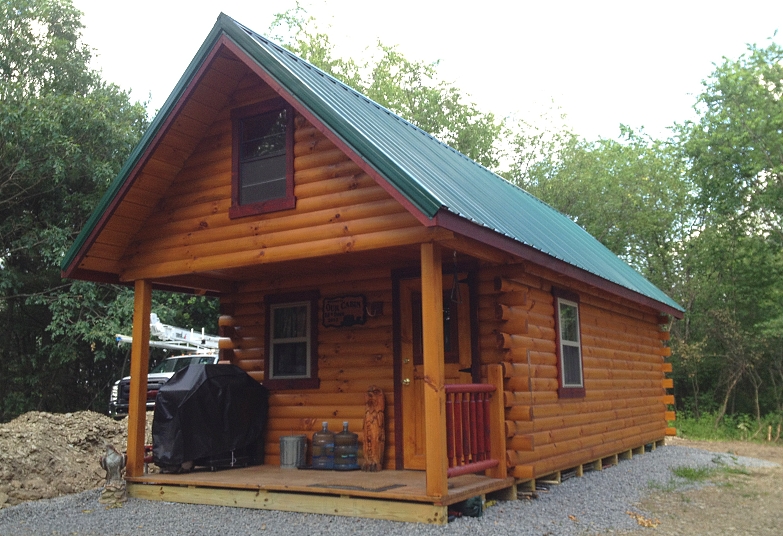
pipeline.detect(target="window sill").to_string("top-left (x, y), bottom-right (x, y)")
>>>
top-left (558, 386), bottom-right (585, 399)
top-left (229, 195), bottom-right (296, 219)
top-left (263, 377), bottom-right (320, 391)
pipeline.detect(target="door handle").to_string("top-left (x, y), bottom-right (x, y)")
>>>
top-left (402, 378), bottom-right (411, 386)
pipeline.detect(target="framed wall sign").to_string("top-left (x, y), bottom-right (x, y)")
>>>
top-left (323, 295), bottom-right (366, 327)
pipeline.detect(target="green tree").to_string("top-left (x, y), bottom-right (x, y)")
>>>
top-left (684, 40), bottom-right (783, 240)
top-left (0, 0), bottom-right (93, 98)
top-left (0, 0), bottom-right (151, 420)
top-left (677, 39), bottom-right (783, 428)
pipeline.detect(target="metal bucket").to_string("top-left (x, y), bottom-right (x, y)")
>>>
top-left (279, 435), bottom-right (306, 469)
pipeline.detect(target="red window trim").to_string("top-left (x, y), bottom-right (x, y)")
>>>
top-left (263, 290), bottom-right (320, 390)
top-left (229, 97), bottom-right (296, 219)
top-left (552, 287), bottom-right (585, 399)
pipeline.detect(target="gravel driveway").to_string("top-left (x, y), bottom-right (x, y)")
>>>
top-left (0, 445), bottom-right (776, 536)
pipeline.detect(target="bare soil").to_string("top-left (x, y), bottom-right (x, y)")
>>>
top-left (620, 436), bottom-right (783, 535)
top-left (0, 411), bottom-right (153, 509)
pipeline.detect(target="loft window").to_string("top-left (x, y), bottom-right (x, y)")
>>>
top-left (240, 110), bottom-right (286, 203)
top-left (553, 288), bottom-right (585, 398)
top-left (230, 98), bottom-right (295, 218)
top-left (264, 291), bottom-right (319, 390)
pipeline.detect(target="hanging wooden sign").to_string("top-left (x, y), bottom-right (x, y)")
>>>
top-left (323, 295), bottom-right (366, 327)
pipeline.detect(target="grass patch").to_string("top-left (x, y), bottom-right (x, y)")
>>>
top-left (674, 413), bottom-right (741, 441)
top-left (720, 465), bottom-right (751, 476)
top-left (661, 461), bottom-right (752, 493)
top-left (710, 455), bottom-right (752, 476)
top-left (672, 465), bottom-right (714, 482)
top-left (674, 410), bottom-right (783, 442)
top-left (647, 479), bottom-right (678, 492)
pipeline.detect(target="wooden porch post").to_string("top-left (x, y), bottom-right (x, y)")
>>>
top-left (420, 242), bottom-right (448, 498)
top-left (486, 364), bottom-right (508, 479)
top-left (126, 279), bottom-right (152, 478)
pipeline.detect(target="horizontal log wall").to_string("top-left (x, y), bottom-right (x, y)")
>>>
top-left (478, 262), bottom-right (672, 480)
top-left (79, 50), bottom-right (246, 274)
top-left (220, 267), bottom-right (397, 469)
top-left (120, 68), bottom-right (421, 281)
top-left (118, 65), bottom-right (413, 467)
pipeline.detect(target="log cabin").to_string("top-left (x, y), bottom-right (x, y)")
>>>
top-left (61, 13), bottom-right (683, 523)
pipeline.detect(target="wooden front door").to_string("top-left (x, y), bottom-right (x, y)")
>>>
top-left (399, 274), bottom-right (473, 470)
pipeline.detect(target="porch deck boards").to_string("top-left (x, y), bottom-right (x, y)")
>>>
top-left (127, 465), bottom-right (513, 505)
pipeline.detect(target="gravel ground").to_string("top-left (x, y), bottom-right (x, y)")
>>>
top-left (0, 445), bottom-right (777, 536)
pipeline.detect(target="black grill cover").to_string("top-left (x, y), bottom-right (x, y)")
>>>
top-left (152, 364), bottom-right (268, 468)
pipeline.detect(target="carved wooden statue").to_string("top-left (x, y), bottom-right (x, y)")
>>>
top-left (362, 385), bottom-right (385, 471)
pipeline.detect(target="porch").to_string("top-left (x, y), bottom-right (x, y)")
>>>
top-left (126, 464), bottom-right (515, 524)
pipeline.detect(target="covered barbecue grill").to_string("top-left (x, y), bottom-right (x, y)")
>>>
top-left (152, 364), bottom-right (269, 472)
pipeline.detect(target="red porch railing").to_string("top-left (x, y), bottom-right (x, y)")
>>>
top-left (444, 383), bottom-right (499, 478)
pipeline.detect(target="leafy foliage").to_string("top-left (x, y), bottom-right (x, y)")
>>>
top-left (0, 0), bottom-right (152, 420)
top-left (673, 41), bottom-right (783, 428)
top-left (684, 41), bottom-right (783, 239)
top-left (676, 410), bottom-right (783, 442)
top-left (0, 0), bottom-right (93, 98)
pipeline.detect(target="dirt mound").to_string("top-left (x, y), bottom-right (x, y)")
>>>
top-left (0, 411), bottom-right (152, 509)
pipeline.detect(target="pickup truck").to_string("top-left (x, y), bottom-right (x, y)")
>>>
top-left (108, 353), bottom-right (219, 418)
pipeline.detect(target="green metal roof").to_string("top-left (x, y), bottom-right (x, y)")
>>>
top-left (62, 13), bottom-right (683, 315)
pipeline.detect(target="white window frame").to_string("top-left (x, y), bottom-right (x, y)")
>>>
top-left (556, 297), bottom-right (584, 389)
top-left (268, 300), bottom-right (312, 380)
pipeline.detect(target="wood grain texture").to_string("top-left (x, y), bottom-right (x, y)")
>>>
top-left (480, 262), bottom-right (670, 480)
top-left (420, 242), bottom-right (448, 497)
top-left (126, 280), bottom-right (152, 478)
top-left (362, 386), bottom-right (386, 471)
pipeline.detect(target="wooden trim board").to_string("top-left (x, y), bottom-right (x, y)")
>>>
top-left (126, 464), bottom-right (514, 524)
top-left (128, 483), bottom-right (449, 524)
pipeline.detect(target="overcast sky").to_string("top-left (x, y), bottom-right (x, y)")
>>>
top-left (72, 0), bottom-right (782, 141)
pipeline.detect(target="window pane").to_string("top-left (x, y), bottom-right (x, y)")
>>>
top-left (411, 292), bottom-right (460, 365)
top-left (562, 345), bottom-right (582, 386)
top-left (240, 154), bottom-right (287, 204)
top-left (411, 294), bottom-right (423, 364)
top-left (443, 302), bottom-right (453, 353)
top-left (238, 108), bottom-right (288, 206)
top-left (272, 342), bottom-right (308, 377)
top-left (273, 305), bottom-right (308, 339)
top-left (559, 302), bottom-right (579, 342)
top-left (241, 109), bottom-right (286, 159)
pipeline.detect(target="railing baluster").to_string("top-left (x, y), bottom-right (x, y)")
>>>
top-left (445, 392), bottom-right (454, 468)
top-left (483, 393), bottom-right (492, 460)
top-left (454, 392), bottom-right (463, 464)
top-left (461, 392), bottom-right (470, 463)
top-left (475, 392), bottom-right (486, 461)
top-left (444, 383), bottom-right (500, 478)
top-left (470, 393), bottom-right (479, 462)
